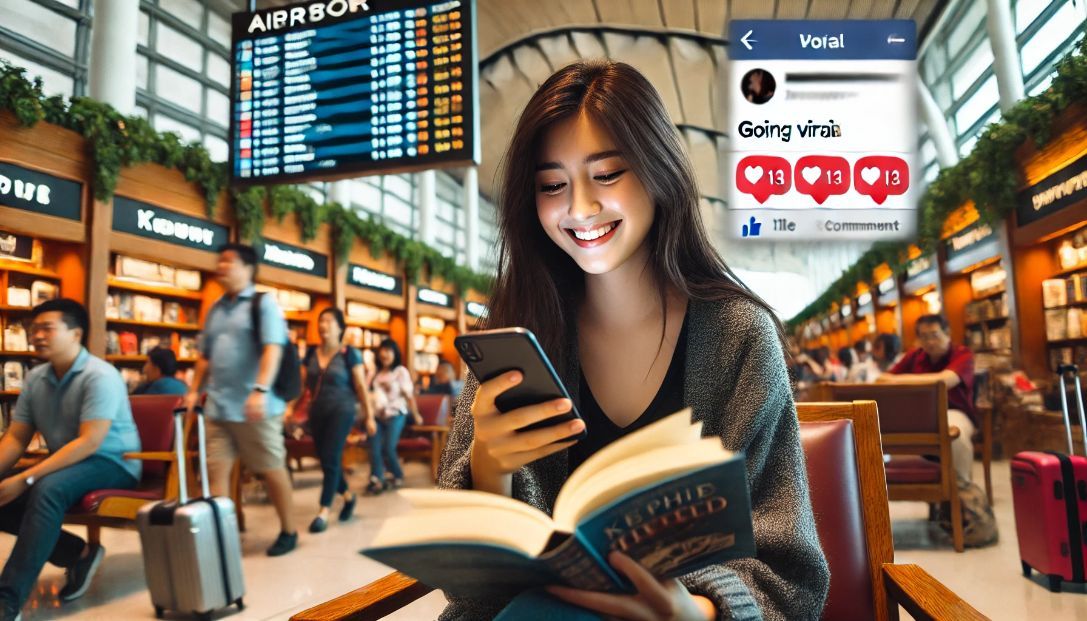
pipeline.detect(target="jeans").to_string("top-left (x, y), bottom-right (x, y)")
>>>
top-left (369, 415), bottom-right (407, 481)
top-left (309, 400), bottom-right (356, 507)
top-left (0, 455), bottom-right (137, 611)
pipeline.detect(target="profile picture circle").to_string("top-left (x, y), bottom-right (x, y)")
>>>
top-left (742, 68), bottom-right (776, 105)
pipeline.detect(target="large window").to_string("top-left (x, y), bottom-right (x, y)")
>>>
top-left (343, 174), bottom-right (419, 238)
top-left (0, 0), bottom-right (91, 97)
top-left (138, 0), bottom-right (233, 162)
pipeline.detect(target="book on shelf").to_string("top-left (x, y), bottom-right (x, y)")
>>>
top-left (2, 324), bottom-right (28, 352)
top-left (3, 361), bottom-right (25, 391)
top-left (118, 332), bottom-right (138, 356)
top-left (179, 337), bottom-right (198, 359)
top-left (6, 286), bottom-right (30, 308)
top-left (132, 295), bottom-right (163, 323)
top-left (106, 331), bottom-right (120, 355)
top-left (361, 409), bottom-right (755, 600)
top-left (163, 302), bottom-right (181, 324)
top-left (139, 335), bottom-right (165, 355)
top-left (30, 280), bottom-right (57, 306)
top-left (1044, 279), bottom-right (1069, 308)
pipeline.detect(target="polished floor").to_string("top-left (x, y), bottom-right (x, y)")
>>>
top-left (2, 459), bottom-right (1087, 620)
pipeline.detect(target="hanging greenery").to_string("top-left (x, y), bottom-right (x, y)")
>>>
top-left (788, 36), bottom-right (1087, 330)
top-left (233, 186), bottom-right (267, 243)
top-left (0, 61), bottom-right (227, 215)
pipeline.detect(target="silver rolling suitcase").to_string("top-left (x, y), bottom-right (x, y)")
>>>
top-left (136, 406), bottom-right (245, 620)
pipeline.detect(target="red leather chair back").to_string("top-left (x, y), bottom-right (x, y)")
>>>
top-left (129, 395), bottom-right (184, 480)
top-left (800, 419), bottom-right (876, 621)
top-left (825, 382), bottom-right (944, 434)
top-left (416, 394), bottom-right (450, 426)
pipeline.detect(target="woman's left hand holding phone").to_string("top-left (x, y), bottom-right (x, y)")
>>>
top-left (469, 370), bottom-right (584, 496)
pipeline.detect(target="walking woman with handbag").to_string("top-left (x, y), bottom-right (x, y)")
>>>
top-left (298, 308), bottom-right (374, 533)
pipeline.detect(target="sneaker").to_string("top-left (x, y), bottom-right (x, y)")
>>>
top-left (365, 476), bottom-right (384, 495)
top-left (390, 478), bottom-right (404, 490)
top-left (266, 531), bottom-right (298, 557)
top-left (59, 544), bottom-right (104, 602)
top-left (339, 493), bottom-right (357, 522)
top-left (308, 516), bottom-right (328, 534)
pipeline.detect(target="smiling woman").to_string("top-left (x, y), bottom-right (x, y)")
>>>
top-left (436, 60), bottom-right (830, 621)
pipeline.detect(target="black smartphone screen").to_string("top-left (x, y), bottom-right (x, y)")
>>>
top-left (455, 328), bottom-right (586, 438)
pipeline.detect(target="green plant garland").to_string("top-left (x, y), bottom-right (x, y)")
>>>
top-left (788, 36), bottom-right (1087, 330)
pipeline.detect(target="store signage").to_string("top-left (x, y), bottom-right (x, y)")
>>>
top-left (246, 0), bottom-right (371, 34)
top-left (905, 255), bottom-right (934, 281)
top-left (878, 278), bottom-right (896, 295)
top-left (347, 264), bottom-right (403, 296)
top-left (943, 221), bottom-right (999, 275)
top-left (112, 197), bottom-right (228, 251)
top-left (0, 231), bottom-right (33, 261)
top-left (465, 301), bottom-right (488, 319)
top-left (0, 162), bottom-right (82, 222)
top-left (856, 292), bottom-right (872, 308)
top-left (417, 287), bottom-right (452, 308)
top-left (259, 239), bottom-right (329, 278)
top-left (946, 222), bottom-right (994, 256)
top-left (1017, 152), bottom-right (1087, 227)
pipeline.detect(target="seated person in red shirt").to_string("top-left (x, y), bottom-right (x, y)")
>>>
top-left (877, 314), bottom-right (975, 482)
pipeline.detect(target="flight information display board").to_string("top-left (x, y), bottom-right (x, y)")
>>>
top-left (229, 0), bottom-right (478, 186)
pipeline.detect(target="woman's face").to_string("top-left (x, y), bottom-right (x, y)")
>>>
top-left (379, 346), bottom-right (395, 367)
top-left (535, 111), bottom-right (655, 275)
top-left (318, 312), bottom-right (341, 344)
top-left (872, 340), bottom-right (886, 362)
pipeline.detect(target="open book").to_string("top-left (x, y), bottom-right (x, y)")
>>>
top-left (361, 409), bottom-right (756, 599)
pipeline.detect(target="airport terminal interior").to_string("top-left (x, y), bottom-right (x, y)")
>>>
top-left (1, 0), bottom-right (1087, 619)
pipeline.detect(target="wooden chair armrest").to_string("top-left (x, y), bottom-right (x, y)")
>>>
top-left (411, 425), bottom-right (448, 433)
top-left (883, 564), bottom-right (988, 621)
top-left (123, 451), bottom-right (195, 461)
top-left (289, 572), bottom-right (434, 621)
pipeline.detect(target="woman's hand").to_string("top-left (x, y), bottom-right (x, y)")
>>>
top-left (412, 411), bottom-right (424, 426)
top-left (365, 416), bottom-right (377, 437)
top-left (547, 552), bottom-right (714, 621)
top-left (471, 370), bottom-right (583, 476)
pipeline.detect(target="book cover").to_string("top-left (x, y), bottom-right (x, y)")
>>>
top-left (361, 411), bottom-right (755, 601)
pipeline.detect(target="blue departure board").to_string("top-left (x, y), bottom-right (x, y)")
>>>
top-left (229, 0), bottom-right (479, 186)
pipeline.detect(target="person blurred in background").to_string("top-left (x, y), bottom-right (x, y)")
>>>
top-left (872, 333), bottom-right (903, 373)
top-left (133, 347), bottom-right (187, 396)
top-left (878, 315), bottom-right (975, 483)
top-left (847, 339), bottom-right (881, 383)
top-left (836, 347), bottom-right (855, 382)
top-left (423, 361), bottom-right (462, 400)
top-left (298, 308), bottom-right (374, 533)
top-left (366, 339), bottom-right (422, 494)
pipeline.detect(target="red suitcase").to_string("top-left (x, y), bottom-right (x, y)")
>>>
top-left (1011, 364), bottom-right (1087, 592)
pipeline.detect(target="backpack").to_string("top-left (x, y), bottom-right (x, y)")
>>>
top-left (250, 291), bottom-right (302, 401)
top-left (938, 479), bottom-right (999, 548)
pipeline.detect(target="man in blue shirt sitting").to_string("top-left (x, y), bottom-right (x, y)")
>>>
top-left (134, 347), bottom-right (188, 396)
top-left (0, 299), bottom-right (141, 620)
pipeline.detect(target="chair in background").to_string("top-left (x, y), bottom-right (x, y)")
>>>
top-left (397, 394), bottom-right (451, 482)
top-left (286, 400), bottom-right (987, 621)
top-left (64, 394), bottom-right (190, 546)
top-left (820, 382), bottom-right (965, 552)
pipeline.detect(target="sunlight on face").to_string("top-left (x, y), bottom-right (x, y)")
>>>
top-left (535, 112), bottom-right (655, 275)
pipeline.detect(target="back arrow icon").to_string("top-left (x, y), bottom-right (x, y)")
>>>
top-left (741, 30), bottom-right (757, 50)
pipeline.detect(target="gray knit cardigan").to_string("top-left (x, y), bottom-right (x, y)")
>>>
top-left (435, 296), bottom-right (830, 620)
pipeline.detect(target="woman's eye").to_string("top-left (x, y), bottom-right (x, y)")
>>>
top-left (539, 182), bottom-right (566, 195)
top-left (594, 170), bottom-right (626, 184)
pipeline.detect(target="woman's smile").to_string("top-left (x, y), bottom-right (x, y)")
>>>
top-left (565, 220), bottom-right (622, 248)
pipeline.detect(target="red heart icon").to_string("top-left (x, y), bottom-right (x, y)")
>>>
top-left (854, 156), bottom-right (910, 205)
top-left (794, 155), bottom-right (850, 205)
top-left (735, 155), bottom-right (791, 204)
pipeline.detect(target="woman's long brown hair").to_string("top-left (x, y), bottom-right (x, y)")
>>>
top-left (486, 60), bottom-right (785, 369)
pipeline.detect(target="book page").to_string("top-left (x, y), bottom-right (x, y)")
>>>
top-left (554, 409), bottom-right (702, 518)
top-left (553, 438), bottom-right (734, 529)
top-left (369, 504), bottom-right (556, 557)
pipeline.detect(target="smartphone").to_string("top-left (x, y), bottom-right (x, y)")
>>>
top-left (454, 328), bottom-right (586, 439)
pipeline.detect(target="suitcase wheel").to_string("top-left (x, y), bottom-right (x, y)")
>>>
top-left (154, 606), bottom-right (164, 619)
top-left (1021, 561), bottom-right (1031, 578)
top-left (236, 597), bottom-right (245, 610)
top-left (1047, 575), bottom-right (1063, 593)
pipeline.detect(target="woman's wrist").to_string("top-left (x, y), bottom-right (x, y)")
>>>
top-left (470, 440), bottom-right (511, 496)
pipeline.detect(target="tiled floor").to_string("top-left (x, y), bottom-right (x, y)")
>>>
top-left (5, 459), bottom-right (1087, 620)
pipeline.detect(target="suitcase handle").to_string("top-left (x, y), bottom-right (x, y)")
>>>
top-left (1057, 365), bottom-right (1087, 457)
top-left (173, 406), bottom-right (211, 504)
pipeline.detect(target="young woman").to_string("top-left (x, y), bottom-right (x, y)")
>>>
top-left (367, 339), bottom-right (422, 494)
top-left (437, 61), bottom-right (829, 620)
top-left (298, 308), bottom-right (373, 532)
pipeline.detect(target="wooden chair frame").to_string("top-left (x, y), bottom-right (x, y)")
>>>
top-left (287, 401), bottom-right (988, 621)
top-left (817, 382), bottom-right (964, 552)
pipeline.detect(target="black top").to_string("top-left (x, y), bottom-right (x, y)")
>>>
top-left (568, 314), bottom-right (688, 473)
top-left (304, 346), bottom-right (363, 408)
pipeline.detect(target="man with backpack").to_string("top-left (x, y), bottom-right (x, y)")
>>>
top-left (185, 243), bottom-right (300, 556)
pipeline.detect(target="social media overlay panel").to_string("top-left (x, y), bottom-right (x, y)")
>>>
top-left (727, 20), bottom-right (918, 241)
